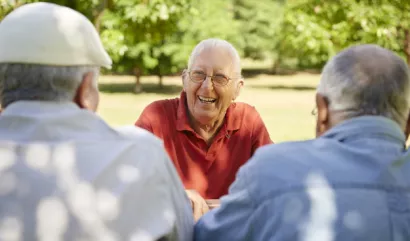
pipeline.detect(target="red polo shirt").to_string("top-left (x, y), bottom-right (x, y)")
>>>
top-left (135, 92), bottom-right (272, 199)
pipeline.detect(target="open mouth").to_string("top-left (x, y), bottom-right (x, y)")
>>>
top-left (198, 96), bottom-right (217, 103)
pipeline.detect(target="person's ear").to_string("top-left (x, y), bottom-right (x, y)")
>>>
top-left (404, 111), bottom-right (410, 141)
top-left (73, 71), bottom-right (99, 112)
top-left (316, 93), bottom-right (330, 137)
top-left (232, 79), bottom-right (244, 101)
top-left (182, 69), bottom-right (188, 92)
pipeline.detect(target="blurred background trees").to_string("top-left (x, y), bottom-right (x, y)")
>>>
top-left (1, 0), bottom-right (410, 91)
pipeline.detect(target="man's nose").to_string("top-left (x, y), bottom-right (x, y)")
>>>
top-left (200, 75), bottom-right (214, 91)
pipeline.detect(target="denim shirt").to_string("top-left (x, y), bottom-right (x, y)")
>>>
top-left (195, 116), bottom-right (410, 241)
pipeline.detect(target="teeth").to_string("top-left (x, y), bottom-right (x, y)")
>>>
top-left (198, 96), bottom-right (216, 103)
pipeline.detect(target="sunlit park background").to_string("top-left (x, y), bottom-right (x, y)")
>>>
top-left (2, 0), bottom-right (410, 142)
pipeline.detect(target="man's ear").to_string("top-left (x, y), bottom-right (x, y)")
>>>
top-left (404, 111), bottom-right (410, 141)
top-left (73, 71), bottom-right (97, 111)
top-left (233, 79), bottom-right (244, 100)
top-left (181, 69), bottom-right (188, 92)
top-left (316, 93), bottom-right (330, 137)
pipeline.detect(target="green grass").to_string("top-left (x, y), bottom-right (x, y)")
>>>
top-left (97, 73), bottom-right (320, 143)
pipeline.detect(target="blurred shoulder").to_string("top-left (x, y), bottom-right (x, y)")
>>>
top-left (254, 140), bottom-right (315, 160)
top-left (242, 140), bottom-right (318, 185)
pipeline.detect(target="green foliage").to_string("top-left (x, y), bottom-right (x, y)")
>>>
top-left (100, 0), bottom-right (192, 76)
top-left (2, 0), bottom-right (410, 77)
top-left (0, 0), bottom-right (103, 20)
top-left (233, 0), bottom-right (285, 60)
top-left (170, 0), bottom-right (242, 71)
top-left (279, 0), bottom-right (410, 69)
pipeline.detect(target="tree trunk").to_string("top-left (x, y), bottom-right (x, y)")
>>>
top-left (93, 0), bottom-right (109, 32)
top-left (158, 74), bottom-right (163, 88)
top-left (404, 29), bottom-right (410, 67)
top-left (272, 53), bottom-right (281, 75)
top-left (94, 10), bottom-right (105, 32)
top-left (133, 67), bottom-right (142, 93)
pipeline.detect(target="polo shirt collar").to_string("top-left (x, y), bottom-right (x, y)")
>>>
top-left (176, 91), bottom-right (241, 132)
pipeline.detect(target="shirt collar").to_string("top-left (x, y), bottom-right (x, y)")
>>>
top-left (1, 100), bottom-right (80, 117)
top-left (176, 91), bottom-right (241, 132)
top-left (321, 115), bottom-right (406, 145)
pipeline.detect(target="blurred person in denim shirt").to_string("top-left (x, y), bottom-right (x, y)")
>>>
top-left (195, 44), bottom-right (410, 241)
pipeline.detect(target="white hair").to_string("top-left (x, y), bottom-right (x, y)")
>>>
top-left (187, 38), bottom-right (242, 78)
top-left (317, 44), bottom-right (410, 127)
top-left (0, 64), bottom-right (99, 107)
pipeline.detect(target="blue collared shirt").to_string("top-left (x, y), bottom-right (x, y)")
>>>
top-left (195, 116), bottom-right (410, 241)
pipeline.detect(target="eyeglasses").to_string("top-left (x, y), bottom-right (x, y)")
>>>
top-left (188, 71), bottom-right (232, 86)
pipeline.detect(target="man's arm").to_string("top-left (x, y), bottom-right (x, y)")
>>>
top-left (194, 164), bottom-right (256, 241)
top-left (158, 147), bottom-right (194, 241)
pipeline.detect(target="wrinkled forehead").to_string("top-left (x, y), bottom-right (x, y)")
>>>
top-left (190, 46), bottom-right (236, 73)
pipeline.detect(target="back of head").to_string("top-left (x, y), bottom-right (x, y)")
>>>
top-left (0, 2), bottom-right (112, 107)
top-left (318, 44), bottom-right (410, 127)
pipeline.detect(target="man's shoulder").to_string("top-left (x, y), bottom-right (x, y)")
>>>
top-left (232, 102), bottom-right (258, 115)
top-left (141, 97), bottom-right (179, 116)
top-left (252, 139), bottom-right (317, 166)
top-left (243, 139), bottom-right (324, 187)
top-left (229, 102), bottom-right (264, 129)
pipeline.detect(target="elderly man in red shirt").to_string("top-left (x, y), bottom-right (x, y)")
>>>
top-left (135, 38), bottom-right (272, 219)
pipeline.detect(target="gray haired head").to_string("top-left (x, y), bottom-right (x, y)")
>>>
top-left (317, 44), bottom-right (410, 128)
top-left (0, 64), bottom-right (99, 108)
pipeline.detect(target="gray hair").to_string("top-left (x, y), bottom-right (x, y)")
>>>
top-left (317, 44), bottom-right (410, 127)
top-left (187, 38), bottom-right (242, 78)
top-left (0, 64), bottom-right (99, 108)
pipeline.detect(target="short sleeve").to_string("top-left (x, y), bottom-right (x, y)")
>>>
top-left (134, 102), bottom-right (160, 133)
top-left (251, 108), bottom-right (273, 154)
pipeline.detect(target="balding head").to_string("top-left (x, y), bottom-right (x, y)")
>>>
top-left (187, 38), bottom-right (242, 78)
top-left (316, 44), bottom-right (410, 135)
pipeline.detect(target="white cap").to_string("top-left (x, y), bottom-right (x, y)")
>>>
top-left (0, 2), bottom-right (112, 68)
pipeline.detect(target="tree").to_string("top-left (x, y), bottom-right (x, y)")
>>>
top-left (233, 0), bottom-right (285, 61)
top-left (278, 0), bottom-right (410, 69)
top-left (1, 0), bottom-right (113, 32)
top-left (0, 0), bottom-right (38, 19)
top-left (100, 0), bottom-right (193, 93)
top-left (170, 0), bottom-right (243, 70)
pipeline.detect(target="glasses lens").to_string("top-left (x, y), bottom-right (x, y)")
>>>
top-left (190, 72), bottom-right (206, 83)
top-left (213, 75), bottom-right (229, 86)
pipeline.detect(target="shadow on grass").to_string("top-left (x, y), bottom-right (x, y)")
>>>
top-left (99, 82), bottom-right (182, 95)
top-left (242, 68), bottom-right (273, 78)
top-left (242, 68), bottom-right (320, 78)
top-left (242, 68), bottom-right (304, 78)
top-left (250, 85), bottom-right (316, 91)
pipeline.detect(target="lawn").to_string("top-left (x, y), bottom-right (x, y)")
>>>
top-left (97, 73), bottom-right (320, 143)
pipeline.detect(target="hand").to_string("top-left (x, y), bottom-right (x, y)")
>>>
top-left (185, 189), bottom-right (209, 221)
